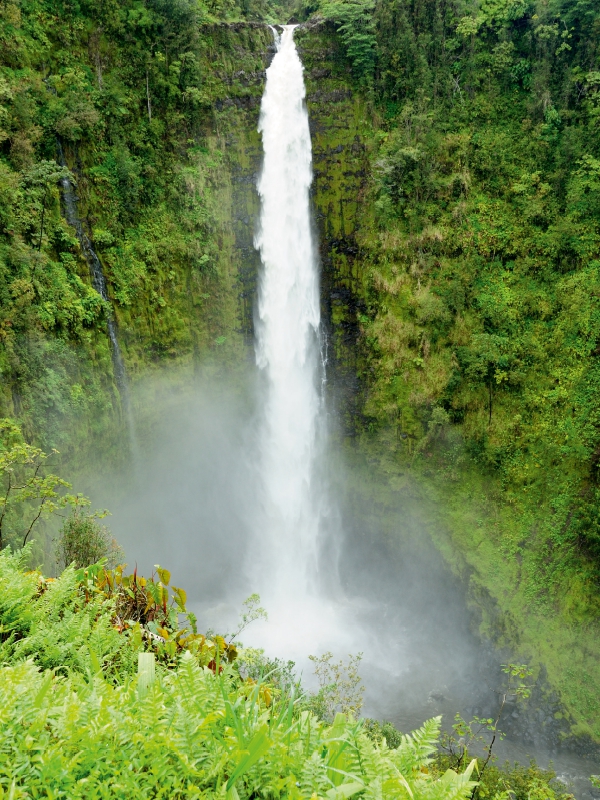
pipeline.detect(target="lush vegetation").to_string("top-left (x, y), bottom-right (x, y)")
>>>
top-left (304, 0), bottom-right (600, 742)
top-left (362, 0), bottom-right (600, 565)
top-left (2, 0), bottom-right (600, 775)
top-left (0, 0), bottom-right (273, 457)
top-left (0, 542), bottom-right (575, 799)
top-left (0, 544), bottom-right (479, 798)
top-left (0, 419), bottom-right (574, 796)
top-left (319, 0), bottom-right (600, 570)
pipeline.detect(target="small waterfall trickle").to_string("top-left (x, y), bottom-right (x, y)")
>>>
top-left (57, 141), bottom-right (140, 463)
top-left (56, 141), bottom-right (128, 398)
top-left (56, 142), bottom-right (139, 417)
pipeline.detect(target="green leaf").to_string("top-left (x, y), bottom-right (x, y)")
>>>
top-left (33, 671), bottom-right (53, 708)
top-left (173, 586), bottom-right (187, 610)
top-left (226, 724), bottom-right (271, 790)
top-left (326, 783), bottom-right (364, 799)
top-left (88, 645), bottom-right (102, 674)
top-left (156, 566), bottom-right (171, 585)
top-left (137, 652), bottom-right (156, 698)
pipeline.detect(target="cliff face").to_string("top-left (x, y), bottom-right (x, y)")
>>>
top-left (297, 22), bottom-right (371, 432)
top-left (0, 10), bottom-right (273, 458)
top-left (298, 7), bottom-right (600, 746)
top-left (205, 24), bottom-right (273, 346)
top-left (300, 21), bottom-right (600, 749)
top-left (2, 3), bottom-right (600, 748)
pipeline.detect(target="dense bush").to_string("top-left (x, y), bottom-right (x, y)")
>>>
top-left (0, 418), bottom-right (87, 560)
top-left (357, 0), bottom-right (600, 561)
top-left (0, 545), bottom-right (577, 798)
top-left (56, 510), bottom-right (124, 570)
top-left (0, 655), bottom-right (479, 799)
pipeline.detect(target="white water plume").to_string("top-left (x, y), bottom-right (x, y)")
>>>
top-left (247, 28), bottom-right (408, 679)
top-left (250, 26), bottom-right (330, 649)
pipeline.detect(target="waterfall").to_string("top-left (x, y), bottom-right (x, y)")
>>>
top-left (56, 141), bottom-right (128, 399)
top-left (56, 141), bottom-right (140, 464)
top-left (252, 26), bottom-right (324, 612)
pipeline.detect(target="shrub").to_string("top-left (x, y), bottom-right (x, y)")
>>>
top-left (0, 547), bottom-right (233, 677)
top-left (363, 718), bottom-right (404, 749)
top-left (0, 547), bottom-right (479, 797)
top-left (56, 510), bottom-right (124, 569)
top-left (0, 548), bottom-right (573, 799)
top-left (0, 418), bottom-right (84, 553)
top-left (307, 651), bottom-right (365, 721)
top-left (0, 545), bottom-right (131, 677)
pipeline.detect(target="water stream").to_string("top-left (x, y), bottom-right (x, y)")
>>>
top-left (56, 141), bottom-right (129, 401)
top-left (252, 25), bottom-right (323, 611)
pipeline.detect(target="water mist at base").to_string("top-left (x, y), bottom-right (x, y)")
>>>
top-left (84, 370), bottom-right (598, 791)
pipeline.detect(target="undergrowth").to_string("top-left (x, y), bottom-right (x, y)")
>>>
top-left (0, 543), bottom-right (579, 798)
top-left (0, 544), bottom-right (485, 799)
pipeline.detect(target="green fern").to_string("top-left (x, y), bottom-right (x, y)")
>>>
top-left (0, 554), bottom-right (479, 799)
top-left (0, 656), bottom-right (479, 798)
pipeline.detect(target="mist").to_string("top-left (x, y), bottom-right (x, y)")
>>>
top-left (81, 367), bottom-right (492, 722)
top-left (70, 364), bottom-right (597, 794)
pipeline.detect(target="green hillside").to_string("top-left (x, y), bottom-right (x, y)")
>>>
top-left (1, 0), bottom-right (600, 771)
top-left (319, 0), bottom-right (600, 742)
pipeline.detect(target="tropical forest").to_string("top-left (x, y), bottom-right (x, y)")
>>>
top-left (0, 0), bottom-right (600, 795)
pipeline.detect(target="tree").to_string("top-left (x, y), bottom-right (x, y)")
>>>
top-left (0, 419), bottom-right (88, 551)
top-left (457, 334), bottom-right (520, 425)
top-left (319, 0), bottom-right (376, 85)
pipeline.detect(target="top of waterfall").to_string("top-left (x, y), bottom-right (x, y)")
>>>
top-left (269, 23), bottom-right (299, 41)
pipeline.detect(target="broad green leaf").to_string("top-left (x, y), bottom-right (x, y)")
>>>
top-left (326, 782), bottom-right (364, 799)
top-left (173, 586), bottom-right (187, 610)
top-left (137, 652), bottom-right (156, 697)
top-left (156, 567), bottom-right (171, 585)
top-left (226, 724), bottom-right (271, 790)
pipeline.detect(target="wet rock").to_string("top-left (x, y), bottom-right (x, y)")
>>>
top-left (429, 691), bottom-right (446, 702)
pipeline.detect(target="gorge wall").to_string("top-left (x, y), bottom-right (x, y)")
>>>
top-left (0, 11), bottom-right (273, 462)
top-left (2, 0), bottom-right (600, 753)
top-left (0, 8), bottom-right (370, 460)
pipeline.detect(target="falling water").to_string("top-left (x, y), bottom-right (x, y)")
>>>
top-left (57, 140), bottom-right (140, 464)
top-left (56, 140), bottom-right (128, 398)
top-left (252, 26), bottom-right (325, 627)
top-left (247, 23), bottom-right (400, 678)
